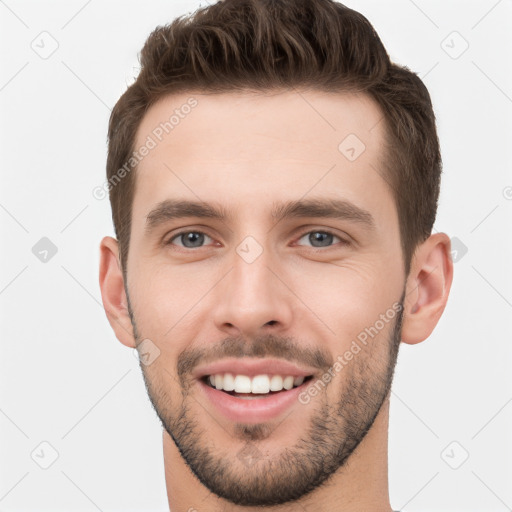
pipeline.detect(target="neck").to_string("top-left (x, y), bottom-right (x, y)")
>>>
top-left (163, 397), bottom-right (393, 512)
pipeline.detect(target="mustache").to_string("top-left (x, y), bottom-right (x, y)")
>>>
top-left (176, 334), bottom-right (334, 385)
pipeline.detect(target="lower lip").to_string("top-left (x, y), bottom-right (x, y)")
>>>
top-left (198, 379), bottom-right (308, 424)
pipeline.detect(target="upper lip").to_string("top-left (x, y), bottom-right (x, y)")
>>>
top-left (193, 358), bottom-right (318, 379)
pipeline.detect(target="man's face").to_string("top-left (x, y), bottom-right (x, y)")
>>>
top-left (126, 90), bottom-right (406, 506)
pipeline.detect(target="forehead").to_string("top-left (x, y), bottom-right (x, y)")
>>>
top-left (131, 89), bottom-right (395, 231)
top-left (135, 89), bottom-right (384, 161)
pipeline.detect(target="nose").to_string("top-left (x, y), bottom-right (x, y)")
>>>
top-left (212, 247), bottom-right (294, 339)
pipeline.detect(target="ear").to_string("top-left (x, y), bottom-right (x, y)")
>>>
top-left (98, 236), bottom-right (136, 348)
top-left (401, 232), bottom-right (454, 345)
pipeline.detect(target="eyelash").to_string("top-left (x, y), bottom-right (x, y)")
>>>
top-left (165, 228), bottom-right (350, 251)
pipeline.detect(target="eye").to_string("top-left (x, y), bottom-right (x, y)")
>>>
top-left (165, 229), bottom-right (349, 251)
top-left (167, 231), bottom-right (214, 249)
top-left (295, 230), bottom-right (348, 249)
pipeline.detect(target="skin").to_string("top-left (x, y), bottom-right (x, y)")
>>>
top-left (99, 89), bottom-right (453, 512)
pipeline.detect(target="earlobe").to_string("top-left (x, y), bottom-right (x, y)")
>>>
top-left (401, 233), bottom-right (454, 345)
top-left (98, 236), bottom-right (136, 348)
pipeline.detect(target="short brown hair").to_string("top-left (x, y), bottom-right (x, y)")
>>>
top-left (107, 0), bottom-right (441, 278)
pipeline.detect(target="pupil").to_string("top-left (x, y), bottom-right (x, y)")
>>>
top-left (183, 232), bottom-right (204, 248)
top-left (310, 232), bottom-right (332, 247)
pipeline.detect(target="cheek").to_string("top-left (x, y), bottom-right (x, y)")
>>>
top-left (287, 258), bottom-right (402, 345)
top-left (129, 260), bottom-right (228, 368)
top-left (129, 264), bottom-right (199, 337)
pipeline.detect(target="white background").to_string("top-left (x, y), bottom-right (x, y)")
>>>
top-left (0, 1), bottom-right (511, 511)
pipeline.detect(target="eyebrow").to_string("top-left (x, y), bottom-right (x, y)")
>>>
top-left (145, 197), bottom-right (376, 235)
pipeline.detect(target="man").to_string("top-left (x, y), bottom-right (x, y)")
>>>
top-left (99, 0), bottom-right (453, 510)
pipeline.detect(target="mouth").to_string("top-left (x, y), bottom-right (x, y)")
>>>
top-left (197, 372), bottom-right (315, 423)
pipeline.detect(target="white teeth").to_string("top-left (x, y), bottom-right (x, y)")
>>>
top-left (294, 376), bottom-right (305, 386)
top-left (234, 375), bottom-right (252, 393)
top-left (283, 376), bottom-right (294, 390)
top-left (206, 373), bottom-right (309, 394)
top-left (251, 375), bottom-right (270, 394)
top-left (269, 375), bottom-right (283, 391)
top-left (223, 373), bottom-right (235, 391)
